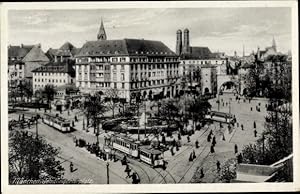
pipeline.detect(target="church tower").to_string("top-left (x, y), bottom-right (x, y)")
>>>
top-left (97, 19), bottom-right (107, 41)
top-left (272, 36), bottom-right (277, 52)
top-left (183, 28), bottom-right (190, 54)
top-left (176, 29), bottom-right (182, 55)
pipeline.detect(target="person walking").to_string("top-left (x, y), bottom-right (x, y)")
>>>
top-left (70, 162), bottom-right (74, 173)
top-left (192, 149), bottom-right (196, 159)
top-left (187, 135), bottom-right (191, 143)
top-left (254, 129), bottom-right (257, 137)
top-left (125, 164), bottom-right (131, 178)
top-left (200, 168), bottom-right (204, 178)
top-left (195, 140), bottom-right (199, 148)
top-left (210, 145), bottom-right (215, 153)
top-left (216, 161), bottom-right (221, 172)
top-left (207, 134), bottom-right (211, 142)
top-left (253, 121), bottom-right (256, 129)
top-left (234, 144), bottom-right (238, 154)
top-left (189, 152), bottom-right (194, 162)
top-left (212, 136), bottom-right (216, 146)
top-left (241, 124), bottom-right (244, 130)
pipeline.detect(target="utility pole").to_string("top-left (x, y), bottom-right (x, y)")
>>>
top-left (144, 101), bottom-right (147, 138)
top-left (35, 115), bottom-right (38, 139)
top-left (106, 162), bottom-right (110, 184)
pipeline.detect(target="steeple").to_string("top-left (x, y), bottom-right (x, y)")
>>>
top-left (176, 29), bottom-right (182, 55)
top-left (272, 36), bottom-right (276, 52)
top-left (97, 18), bottom-right (107, 41)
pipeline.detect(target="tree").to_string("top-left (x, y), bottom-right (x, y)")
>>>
top-left (241, 100), bottom-right (292, 166)
top-left (105, 88), bottom-right (120, 118)
top-left (82, 94), bottom-right (106, 142)
top-left (9, 130), bottom-right (64, 183)
top-left (218, 158), bottom-right (237, 183)
top-left (187, 97), bottom-right (212, 127)
top-left (43, 84), bottom-right (57, 109)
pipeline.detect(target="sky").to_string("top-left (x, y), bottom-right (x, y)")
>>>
top-left (8, 8), bottom-right (292, 56)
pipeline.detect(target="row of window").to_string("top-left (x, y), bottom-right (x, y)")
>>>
top-left (130, 79), bottom-right (166, 89)
top-left (130, 63), bottom-right (179, 71)
top-left (182, 60), bottom-right (225, 65)
top-left (34, 78), bottom-right (67, 83)
top-left (34, 72), bottom-right (66, 76)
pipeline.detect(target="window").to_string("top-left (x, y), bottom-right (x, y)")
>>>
top-left (122, 83), bottom-right (125, 89)
top-left (121, 65), bottom-right (125, 70)
top-left (120, 73), bottom-right (125, 81)
top-left (120, 58), bottom-right (126, 62)
top-left (112, 58), bottom-right (118, 62)
top-left (114, 83), bottom-right (117, 88)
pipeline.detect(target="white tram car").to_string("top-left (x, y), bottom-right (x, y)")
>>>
top-left (43, 113), bottom-right (71, 132)
top-left (111, 135), bottom-right (165, 167)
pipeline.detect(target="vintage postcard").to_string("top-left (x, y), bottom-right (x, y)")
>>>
top-left (1, 1), bottom-right (299, 193)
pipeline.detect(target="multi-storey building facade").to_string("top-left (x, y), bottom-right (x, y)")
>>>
top-left (75, 22), bottom-right (180, 102)
top-left (32, 60), bottom-right (75, 93)
top-left (201, 65), bottom-right (217, 95)
top-left (176, 28), bottom-right (226, 96)
top-left (8, 44), bottom-right (37, 88)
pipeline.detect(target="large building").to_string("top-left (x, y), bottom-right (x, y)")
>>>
top-left (32, 60), bottom-right (75, 93)
top-left (176, 29), bottom-right (227, 96)
top-left (46, 42), bottom-right (80, 64)
top-left (7, 44), bottom-right (48, 88)
top-left (75, 21), bottom-right (180, 102)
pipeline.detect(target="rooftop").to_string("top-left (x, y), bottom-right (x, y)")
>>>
top-left (32, 60), bottom-right (75, 76)
top-left (180, 46), bottom-right (212, 60)
top-left (76, 39), bottom-right (177, 57)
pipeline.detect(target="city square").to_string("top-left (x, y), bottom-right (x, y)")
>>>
top-left (5, 4), bottom-right (294, 186)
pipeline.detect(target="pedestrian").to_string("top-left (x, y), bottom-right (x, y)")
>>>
top-left (241, 124), bottom-right (244, 130)
top-left (207, 134), bottom-right (211, 142)
top-left (187, 135), bottom-right (190, 143)
top-left (189, 152), bottom-right (194, 161)
top-left (75, 115), bottom-right (78, 122)
top-left (200, 168), bottom-right (204, 178)
top-left (253, 121), bottom-right (256, 129)
top-left (193, 149), bottom-right (196, 159)
top-left (162, 135), bottom-right (166, 145)
top-left (212, 136), bottom-right (216, 146)
top-left (72, 120), bottom-right (75, 127)
top-left (237, 153), bottom-right (243, 163)
top-left (234, 144), bottom-right (238, 154)
top-left (70, 162), bottom-right (74, 172)
top-left (222, 134), bottom-right (226, 141)
top-left (210, 145), bottom-right (215, 153)
top-left (195, 140), bottom-right (199, 148)
top-left (178, 133), bottom-right (181, 140)
top-left (237, 122), bottom-right (239, 127)
top-left (176, 143), bottom-right (179, 151)
top-left (250, 107), bottom-right (253, 111)
top-left (125, 164), bottom-right (131, 178)
top-left (75, 139), bottom-right (78, 146)
top-left (170, 146), bottom-right (174, 156)
top-left (28, 121), bottom-right (31, 129)
top-left (209, 129), bottom-right (213, 136)
top-left (172, 139), bottom-right (176, 147)
top-left (216, 161), bottom-right (221, 172)
top-left (254, 129), bottom-right (257, 137)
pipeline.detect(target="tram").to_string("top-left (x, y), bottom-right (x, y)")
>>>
top-left (205, 111), bottom-right (235, 124)
top-left (110, 134), bottom-right (165, 167)
top-left (111, 134), bottom-right (139, 157)
top-left (139, 146), bottom-right (165, 167)
top-left (43, 113), bottom-right (72, 132)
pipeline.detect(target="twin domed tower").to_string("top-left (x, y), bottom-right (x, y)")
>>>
top-left (176, 28), bottom-right (190, 55)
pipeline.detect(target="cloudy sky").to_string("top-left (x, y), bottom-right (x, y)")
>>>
top-left (8, 7), bottom-right (291, 56)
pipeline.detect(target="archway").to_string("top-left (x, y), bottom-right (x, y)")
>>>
top-left (204, 87), bottom-right (210, 94)
top-left (219, 81), bottom-right (239, 95)
top-left (148, 90), bottom-right (153, 100)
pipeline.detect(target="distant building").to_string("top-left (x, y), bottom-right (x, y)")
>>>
top-left (46, 42), bottom-right (80, 64)
top-left (32, 60), bottom-right (75, 93)
top-left (8, 44), bottom-right (35, 88)
top-left (75, 21), bottom-right (180, 102)
top-left (201, 65), bottom-right (217, 95)
top-left (8, 44), bottom-right (49, 88)
top-left (176, 28), bottom-right (226, 96)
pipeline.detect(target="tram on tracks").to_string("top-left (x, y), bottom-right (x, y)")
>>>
top-left (205, 111), bottom-right (235, 124)
top-left (110, 134), bottom-right (165, 167)
top-left (43, 113), bottom-right (72, 132)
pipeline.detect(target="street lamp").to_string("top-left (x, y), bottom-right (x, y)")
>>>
top-left (106, 162), bottom-right (110, 184)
